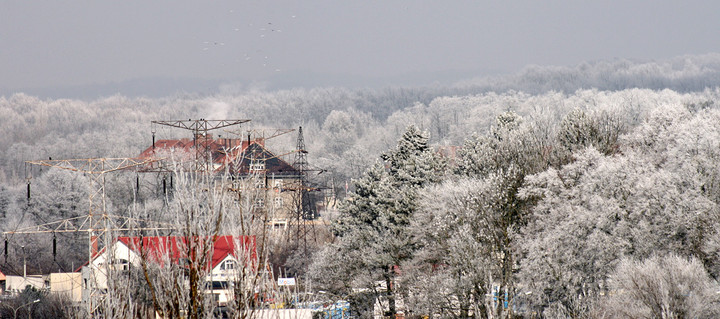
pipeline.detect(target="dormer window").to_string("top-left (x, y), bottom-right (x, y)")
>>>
top-left (220, 260), bottom-right (236, 271)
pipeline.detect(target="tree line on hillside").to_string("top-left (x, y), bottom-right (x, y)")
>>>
top-left (1, 86), bottom-right (718, 186)
top-left (4, 53), bottom-right (720, 184)
top-left (311, 101), bottom-right (720, 318)
top-left (1, 86), bottom-right (720, 281)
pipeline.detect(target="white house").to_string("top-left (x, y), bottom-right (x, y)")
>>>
top-left (80, 235), bottom-right (257, 310)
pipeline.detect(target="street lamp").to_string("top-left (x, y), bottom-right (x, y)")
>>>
top-left (4, 299), bottom-right (40, 319)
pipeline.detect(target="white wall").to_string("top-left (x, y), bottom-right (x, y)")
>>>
top-left (5, 275), bottom-right (46, 293)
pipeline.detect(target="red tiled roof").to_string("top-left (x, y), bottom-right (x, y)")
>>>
top-left (74, 236), bottom-right (256, 272)
top-left (117, 235), bottom-right (256, 270)
top-left (138, 138), bottom-right (299, 176)
top-left (138, 137), bottom-right (238, 161)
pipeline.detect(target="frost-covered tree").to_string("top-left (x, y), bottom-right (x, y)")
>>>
top-left (311, 126), bottom-right (444, 317)
top-left (310, 162), bottom-right (396, 316)
top-left (402, 177), bottom-right (506, 318)
top-left (558, 108), bottom-right (625, 156)
top-left (595, 255), bottom-right (720, 319)
top-left (623, 105), bottom-right (720, 204)
top-left (28, 169), bottom-right (88, 221)
top-left (80, 148), bottom-right (286, 319)
top-left (456, 111), bottom-right (551, 179)
top-left (510, 102), bottom-right (720, 317)
top-left (0, 170), bottom-right (90, 274)
top-left (321, 109), bottom-right (363, 155)
top-left (450, 111), bottom-right (553, 317)
top-left (517, 147), bottom-right (719, 317)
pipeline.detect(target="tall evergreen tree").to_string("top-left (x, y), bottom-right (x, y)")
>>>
top-left (311, 125), bottom-right (445, 317)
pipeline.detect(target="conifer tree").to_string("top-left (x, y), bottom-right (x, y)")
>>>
top-left (312, 125), bottom-right (444, 317)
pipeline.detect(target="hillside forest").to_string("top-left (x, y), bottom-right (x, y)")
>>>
top-left (2, 54), bottom-right (720, 317)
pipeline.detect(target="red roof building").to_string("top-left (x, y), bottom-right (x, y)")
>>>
top-left (80, 235), bottom-right (261, 308)
top-left (79, 235), bottom-right (256, 272)
top-left (138, 135), bottom-right (300, 177)
top-left (115, 235), bottom-right (257, 270)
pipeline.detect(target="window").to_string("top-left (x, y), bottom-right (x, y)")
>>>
top-left (249, 162), bottom-right (265, 172)
top-left (255, 198), bottom-right (265, 208)
top-left (207, 281), bottom-right (229, 290)
top-left (274, 197), bottom-right (283, 208)
top-left (272, 220), bottom-right (287, 230)
top-left (116, 258), bottom-right (129, 271)
top-left (220, 260), bottom-right (236, 271)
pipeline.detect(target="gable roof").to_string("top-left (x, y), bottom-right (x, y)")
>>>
top-left (115, 235), bottom-right (256, 270)
top-left (138, 137), bottom-right (300, 177)
top-left (227, 142), bottom-right (300, 177)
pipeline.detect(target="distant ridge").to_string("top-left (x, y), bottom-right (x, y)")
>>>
top-left (4, 53), bottom-right (720, 99)
top-left (455, 53), bottom-right (720, 94)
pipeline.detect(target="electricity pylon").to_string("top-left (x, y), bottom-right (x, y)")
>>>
top-left (151, 119), bottom-right (250, 172)
top-left (288, 126), bottom-right (324, 253)
top-left (6, 157), bottom-right (169, 315)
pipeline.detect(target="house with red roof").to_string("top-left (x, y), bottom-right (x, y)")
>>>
top-left (82, 235), bottom-right (257, 307)
top-left (138, 135), bottom-right (300, 177)
top-left (138, 135), bottom-right (308, 230)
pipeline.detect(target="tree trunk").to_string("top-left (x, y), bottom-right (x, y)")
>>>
top-left (385, 268), bottom-right (396, 318)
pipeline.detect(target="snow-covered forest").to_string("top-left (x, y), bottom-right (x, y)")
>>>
top-left (3, 54), bottom-right (720, 317)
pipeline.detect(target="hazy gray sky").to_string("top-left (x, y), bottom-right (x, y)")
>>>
top-left (2, 1), bottom-right (719, 94)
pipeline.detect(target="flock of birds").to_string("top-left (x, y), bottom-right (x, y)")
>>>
top-left (200, 11), bottom-right (298, 73)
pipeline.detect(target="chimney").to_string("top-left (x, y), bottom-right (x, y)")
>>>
top-left (91, 236), bottom-right (99, 257)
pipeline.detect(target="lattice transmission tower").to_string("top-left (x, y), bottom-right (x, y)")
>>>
top-left (289, 126), bottom-right (321, 253)
top-left (4, 157), bottom-right (171, 315)
top-left (151, 119), bottom-right (250, 172)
